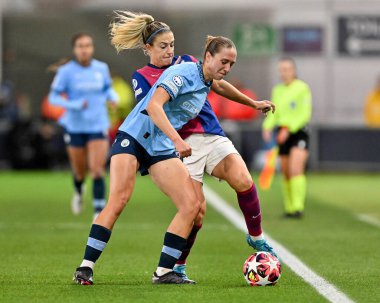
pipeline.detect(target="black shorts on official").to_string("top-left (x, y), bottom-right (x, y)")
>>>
top-left (278, 128), bottom-right (309, 156)
top-left (64, 131), bottom-right (108, 147)
top-left (110, 131), bottom-right (179, 176)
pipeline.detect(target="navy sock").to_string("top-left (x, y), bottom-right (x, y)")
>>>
top-left (93, 177), bottom-right (105, 212)
top-left (83, 224), bottom-right (111, 263)
top-left (74, 178), bottom-right (84, 194)
top-left (158, 232), bottom-right (187, 270)
top-left (93, 177), bottom-right (105, 199)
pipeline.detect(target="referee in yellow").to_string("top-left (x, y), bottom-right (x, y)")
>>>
top-left (262, 57), bottom-right (312, 218)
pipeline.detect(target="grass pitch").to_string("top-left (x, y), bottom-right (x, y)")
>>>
top-left (0, 171), bottom-right (379, 303)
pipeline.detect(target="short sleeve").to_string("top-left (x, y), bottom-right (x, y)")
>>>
top-left (157, 73), bottom-right (185, 101)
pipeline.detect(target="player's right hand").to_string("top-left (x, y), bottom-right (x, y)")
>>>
top-left (82, 100), bottom-right (88, 109)
top-left (174, 138), bottom-right (192, 158)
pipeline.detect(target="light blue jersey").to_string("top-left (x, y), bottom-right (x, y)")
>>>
top-left (49, 59), bottom-right (119, 133)
top-left (119, 62), bottom-right (212, 156)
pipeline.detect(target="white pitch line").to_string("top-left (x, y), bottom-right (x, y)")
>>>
top-left (356, 214), bottom-right (380, 228)
top-left (203, 184), bottom-right (354, 303)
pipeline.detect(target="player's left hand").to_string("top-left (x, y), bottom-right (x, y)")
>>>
top-left (254, 100), bottom-right (275, 116)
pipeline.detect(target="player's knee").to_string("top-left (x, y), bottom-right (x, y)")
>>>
top-left (232, 172), bottom-right (253, 192)
top-left (109, 191), bottom-right (130, 216)
top-left (180, 197), bottom-right (201, 219)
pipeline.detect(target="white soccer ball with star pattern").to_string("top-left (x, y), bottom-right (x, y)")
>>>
top-left (243, 252), bottom-right (281, 286)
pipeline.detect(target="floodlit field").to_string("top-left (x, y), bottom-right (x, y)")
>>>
top-left (0, 171), bottom-right (379, 303)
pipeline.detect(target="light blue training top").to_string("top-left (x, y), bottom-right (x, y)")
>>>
top-left (49, 59), bottom-right (119, 133)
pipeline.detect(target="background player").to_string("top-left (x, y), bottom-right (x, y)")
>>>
top-left (262, 57), bottom-right (312, 218)
top-left (110, 11), bottom-right (278, 282)
top-left (49, 32), bottom-right (119, 218)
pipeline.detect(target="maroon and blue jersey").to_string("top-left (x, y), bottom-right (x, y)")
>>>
top-left (132, 54), bottom-right (225, 139)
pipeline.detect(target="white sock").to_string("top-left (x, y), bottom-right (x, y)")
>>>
top-left (156, 267), bottom-right (172, 276)
top-left (80, 260), bottom-right (95, 269)
top-left (250, 233), bottom-right (264, 241)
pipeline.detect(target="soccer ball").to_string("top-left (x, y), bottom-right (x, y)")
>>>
top-left (243, 251), bottom-right (281, 286)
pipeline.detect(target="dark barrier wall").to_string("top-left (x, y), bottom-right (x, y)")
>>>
top-left (317, 128), bottom-right (380, 170)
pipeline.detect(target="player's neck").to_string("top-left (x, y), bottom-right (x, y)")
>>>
top-left (76, 59), bottom-right (91, 67)
top-left (202, 65), bottom-right (212, 83)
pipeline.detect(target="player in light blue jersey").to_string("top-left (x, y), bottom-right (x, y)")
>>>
top-left (73, 32), bottom-right (274, 286)
top-left (49, 32), bottom-right (119, 218)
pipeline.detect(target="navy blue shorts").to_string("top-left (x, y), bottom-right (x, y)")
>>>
top-left (64, 131), bottom-right (108, 147)
top-left (110, 131), bottom-right (179, 176)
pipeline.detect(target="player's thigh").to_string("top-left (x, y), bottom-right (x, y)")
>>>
top-left (87, 139), bottom-right (109, 172)
top-left (108, 154), bottom-right (138, 202)
top-left (212, 153), bottom-right (253, 192)
top-left (67, 146), bottom-right (87, 178)
top-left (149, 158), bottom-right (199, 212)
top-left (288, 147), bottom-right (309, 176)
top-left (279, 155), bottom-right (291, 179)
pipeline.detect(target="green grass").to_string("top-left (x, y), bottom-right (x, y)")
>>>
top-left (0, 171), bottom-right (379, 303)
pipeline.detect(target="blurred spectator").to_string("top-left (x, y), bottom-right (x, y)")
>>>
top-left (364, 76), bottom-right (380, 127)
top-left (0, 80), bottom-right (18, 120)
top-left (208, 79), bottom-right (259, 121)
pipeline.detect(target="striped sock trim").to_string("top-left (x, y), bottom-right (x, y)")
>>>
top-left (162, 245), bottom-right (182, 259)
top-left (87, 237), bottom-right (107, 251)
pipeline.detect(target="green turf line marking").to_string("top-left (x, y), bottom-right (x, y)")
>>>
top-left (357, 214), bottom-right (380, 228)
top-left (203, 184), bottom-right (355, 303)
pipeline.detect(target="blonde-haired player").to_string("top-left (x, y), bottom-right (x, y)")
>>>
top-left (108, 11), bottom-right (278, 283)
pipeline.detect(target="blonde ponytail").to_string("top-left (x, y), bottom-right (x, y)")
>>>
top-left (110, 11), bottom-right (171, 53)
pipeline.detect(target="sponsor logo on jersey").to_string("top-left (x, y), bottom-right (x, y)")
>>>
top-left (132, 79), bottom-right (138, 89)
top-left (182, 101), bottom-right (199, 115)
top-left (173, 75), bottom-right (183, 87)
top-left (121, 139), bottom-right (130, 147)
top-left (95, 72), bottom-right (103, 81)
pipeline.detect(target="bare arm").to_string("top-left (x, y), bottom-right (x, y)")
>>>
top-left (146, 87), bottom-right (192, 157)
top-left (211, 80), bottom-right (275, 114)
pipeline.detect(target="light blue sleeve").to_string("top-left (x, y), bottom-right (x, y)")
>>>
top-left (157, 65), bottom-right (188, 100)
top-left (49, 67), bottom-right (85, 110)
